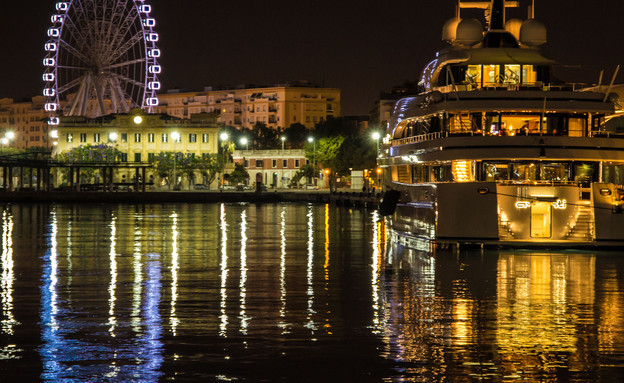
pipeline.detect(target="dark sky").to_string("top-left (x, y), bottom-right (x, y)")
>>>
top-left (1, 1), bottom-right (623, 115)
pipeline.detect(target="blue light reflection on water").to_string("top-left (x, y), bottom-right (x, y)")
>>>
top-left (39, 208), bottom-right (164, 382)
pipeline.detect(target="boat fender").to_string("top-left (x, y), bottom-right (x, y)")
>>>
top-left (379, 190), bottom-right (401, 216)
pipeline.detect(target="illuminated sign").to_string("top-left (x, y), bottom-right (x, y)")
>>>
top-left (515, 201), bottom-right (531, 209)
top-left (552, 199), bottom-right (567, 209)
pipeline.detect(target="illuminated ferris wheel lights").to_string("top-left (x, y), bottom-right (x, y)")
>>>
top-left (139, 5), bottom-right (151, 13)
top-left (43, 89), bottom-right (56, 97)
top-left (55, 2), bottom-right (69, 11)
top-left (148, 49), bottom-right (161, 58)
top-left (142, 18), bottom-right (156, 27)
top-left (146, 98), bottom-right (159, 106)
top-left (51, 15), bottom-right (64, 23)
top-left (48, 118), bottom-right (60, 126)
top-left (47, 28), bottom-right (60, 37)
top-left (149, 65), bottom-right (161, 74)
top-left (148, 81), bottom-right (161, 90)
top-left (43, 58), bottom-right (55, 66)
top-left (45, 43), bottom-right (58, 52)
top-left (45, 103), bottom-right (58, 112)
top-left (147, 33), bottom-right (159, 42)
top-left (43, 73), bottom-right (55, 82)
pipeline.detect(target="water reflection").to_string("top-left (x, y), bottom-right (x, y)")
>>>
top-left (0, 203), bottom-right (623, 381)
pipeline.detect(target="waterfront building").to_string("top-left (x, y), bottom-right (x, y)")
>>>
top-left (155, 83), bottom-right (341, 130)
top-left (55, 109), bottom-right (221, 187)
top-left (0, 96), bottom-right (51, 150)
top-left (232, 149), bottom-right (308, 188)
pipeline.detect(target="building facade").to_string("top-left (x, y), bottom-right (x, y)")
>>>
top-left (232, 149), bottom-right (309, 188)
top-left (0, 96), bottom-right (51, 150)
top-left (155, 84), bottom-right (340, 130)
top-left (55, 110), bottom-right (221, 187)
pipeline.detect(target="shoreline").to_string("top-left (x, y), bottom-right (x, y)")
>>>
top-left (0, 190), bottom-right (382, 207)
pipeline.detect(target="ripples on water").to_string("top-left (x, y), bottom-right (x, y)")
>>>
top-left (0, 203), bottom-right (623, 382)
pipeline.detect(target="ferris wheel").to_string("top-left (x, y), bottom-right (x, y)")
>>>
top-left (43, 0), bottom-right (161, 124)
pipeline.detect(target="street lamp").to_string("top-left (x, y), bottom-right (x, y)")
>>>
top-left (219, 132), bottom-right (229, 189)
top-left (171, 131), bottom-right (180, 190)
top-left (240, 137), bottom-right (248, 150)
top-left (372, 131), bottom-right (380, 156)
top-left (108, 132), bottom-right (118, 142)
top-left (280, 135), bottom-right (285, 150)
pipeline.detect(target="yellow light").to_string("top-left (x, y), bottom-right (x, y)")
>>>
top-left (133, 116), bottom-right (143, 124)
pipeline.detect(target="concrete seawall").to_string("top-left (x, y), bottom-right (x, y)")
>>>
top-left (0, 190), bottom-right (382, 208)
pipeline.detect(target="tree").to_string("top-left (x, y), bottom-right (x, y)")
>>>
top-left (334, 135), bottom-right (377, 175)
top-left (57, 144), bottom-right (122, 185)
top-left (229, 163), bottom-right (249, 184)
top-left (282, 123), bottom-right (309, 148)
top-left (196, 154), bottom-right (223, 187)
top-left (252, 122), bottom-right (279, 149)
top-left (306, 135), bottom-right (345, 172)
top-left (151, 152), bottom-right (175, 188)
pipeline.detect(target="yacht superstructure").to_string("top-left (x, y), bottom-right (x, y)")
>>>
top-left (379, 0), bottom-right (624, 247)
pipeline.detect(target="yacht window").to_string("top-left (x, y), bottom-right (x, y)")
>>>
top-left (540, 163), bottom-right (569, 182)
top-left (522, 65), bottom-right (538, 85)
top-left (466, 65), bottom-right (482, 87)
top-left (483, 65), bottom-right (501, 86)
top-left (568, 117), bottom-right (587, 137)
top-left (504, 65), bottom-right (520, 84)
top-left (574, 163), bottom-right (596, 185)
top-left (431, 165), bottom-right (453, 182)
top-left (484, 163), bottom-right (509, 181)
top-left (603, 164), bottom-right (624, 185)
top-left (511, 163), bottom-right (537, 182)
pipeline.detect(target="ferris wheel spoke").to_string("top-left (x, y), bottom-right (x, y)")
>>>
top-left (56, 65), bottom-right (90, 70)
top-left (61, 15), bottom-right (91, 52)
top-left (58, 39), bottom-right (91, 65)
top-left (106, 30), bottom-right (144, 64)
top-left (111, 72), bottom-right (146, 88)
top-left (102, 58), bottom-right (146, 71)
top-left (57, 77), bottom-right (85, 94)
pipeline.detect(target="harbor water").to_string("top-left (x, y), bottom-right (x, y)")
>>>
top-left (1, 203), bottom-right (623, 382)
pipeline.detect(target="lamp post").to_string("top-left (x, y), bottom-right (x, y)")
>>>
top-left (171, 131), bottom-right (180, 190)
top-left (240, 137), bottom-right (248, 150)
top-left (280, 135), bottom-right (285, 151)
top-left (280, 136), bottom-right (286, 188)
top-left (307, 136), bottom-right (315, 187)
top-left (372, 131), bottom-right (380, 155)
top-left (219, 132), bottom-right (229, 189)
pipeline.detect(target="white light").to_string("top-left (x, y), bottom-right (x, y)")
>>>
top-left (240, 137), bottom-right (248, 145)
top-left (0, 138), bottom-right (8, 145)
top-left (48, 117), bottom-right (60, 126)
top-left (148, 49), bottom-right (161, 58)
top-left (51, 15), bottom-right (64, 23)
top-left (43, 88), bottom-right (56, 97)
top-left (147, 33), bottom-right (159, 42)
top-left (148, 65), bottom-right (161, 74)
top-left (45, 43), bottom-right (58, 52)
top-left (552, 199), bottom-right (567, 209)
top-left (148, 81), bottom-right (161, 90)
top-left (146, 97), bottom-right (159, 106)
top-left (50, 130), bottom-right (59, 138)
top-left (44, 103), bottom-right (58, 111)
top-left (109, 132), bottom-right (118, 141)
top-left (47, 28), bottom-right (60, 37)
top-left (372, 132), bottom-right (381, 140)
top-left (55, 2), bottom-right (69, 11)
top-left (308, 137), bottom-right (314, 143)
top-left (43, 58), bottom-right (55, 66)
top-left (43, 73), bottom-right (55, 82)
top-left (142, 18), bottom-right (156, 27)
top-left (5, 132), bottom-right (15, 140)
top-left (133, 116), bottom-right (143, 124)
top-left (139, 4), bottom-right (151, 13)
top-left (515, 201), bottom-right (531, 209)
top-left (220, 132), bottom-right (229, 141)
top-left (171, 132), bottom-right (180, 141)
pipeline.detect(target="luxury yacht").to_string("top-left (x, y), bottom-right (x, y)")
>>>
top-left (378, 0), bottom-right (624, 247)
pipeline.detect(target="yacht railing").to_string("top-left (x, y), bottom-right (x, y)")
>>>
top-left (392, 131), bottom-right (448, 146)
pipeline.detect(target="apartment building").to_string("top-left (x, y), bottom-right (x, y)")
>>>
top-left (0, 96), bottom-right (51, 150)
top-left (155, 84), bottom-right (340, 130)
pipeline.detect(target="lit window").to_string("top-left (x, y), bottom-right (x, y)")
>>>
top-left (121, 133), bottom-right (127, 143)
top-left (148, 133), bottom-right (154, 143)
top-left (134, 133), bottom-right (141, 143)
top-left (189, 133), bottom-right (197, 143)
top-left (80, 133), bottom-right (86, 142)
top-left (162, 133), bottom-right (168, 143)
top-left (66, 133), bottom-right (73, 143)
top-left (202, 133), bottom-right (209, 143)
top-left (93, 133), bottom-right (100, 142)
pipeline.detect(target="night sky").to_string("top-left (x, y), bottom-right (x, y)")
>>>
top-left (1, 0), bottom-right (623, 115)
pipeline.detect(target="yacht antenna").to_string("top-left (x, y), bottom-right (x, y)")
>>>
top-left (603, 65), bottom-right (620, 102)
top-left (598, 70), bottom-right (604, 86)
